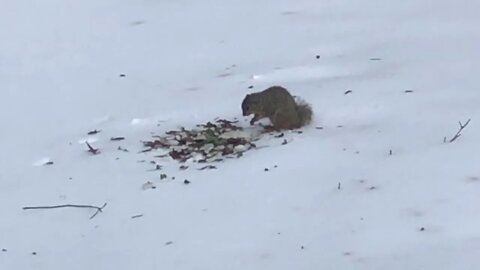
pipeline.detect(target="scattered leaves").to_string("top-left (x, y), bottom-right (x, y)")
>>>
top-left (141, 119), bottom-right (255, 164)
top-left (184, 179), bottom-right (191, 185)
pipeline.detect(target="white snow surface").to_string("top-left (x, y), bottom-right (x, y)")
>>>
top-left (2, 0), bottom-right (480, 269)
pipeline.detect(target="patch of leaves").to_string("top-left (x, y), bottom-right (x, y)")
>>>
top-left (141, 119), bottom-right (255, 164)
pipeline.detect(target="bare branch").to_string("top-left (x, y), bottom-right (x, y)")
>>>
top-left (23, 203), bottom-right (107, 219)
top-left (447, 118), bottom-right (471, 143)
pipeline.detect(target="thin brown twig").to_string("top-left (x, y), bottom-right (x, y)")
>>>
top-left (22, 203), bottom-right (107, 219)
top-left (447, 118), bottom-right (471, 143)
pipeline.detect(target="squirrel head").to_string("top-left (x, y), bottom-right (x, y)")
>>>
top-left (241, 94), bottom-right (260, 116)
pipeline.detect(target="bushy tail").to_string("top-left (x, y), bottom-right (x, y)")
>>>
top-left (295, 98), bottom-right (313, 127)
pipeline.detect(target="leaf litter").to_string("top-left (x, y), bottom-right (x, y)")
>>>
top-left (141, 119), bottom-right (257, 165)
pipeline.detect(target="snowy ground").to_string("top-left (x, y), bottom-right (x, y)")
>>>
top-left (1, 0), bottom-right (480, 269)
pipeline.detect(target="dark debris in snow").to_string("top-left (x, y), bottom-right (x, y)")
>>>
top-left (141, 119), bottom-right (256, 164)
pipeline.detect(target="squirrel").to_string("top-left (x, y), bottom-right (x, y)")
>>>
top-left (241, 86), bottom-right (313, 130)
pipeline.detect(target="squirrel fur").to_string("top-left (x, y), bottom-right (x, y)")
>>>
top-left (241, 86), bottom-right (313, 130)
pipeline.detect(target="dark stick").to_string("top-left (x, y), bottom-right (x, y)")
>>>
top-left (23, 203), bottom-right (107, 219)
top-left (447, 118), bottom-right (471, 143)
top-left (85, 141), bottom-right (100, 154)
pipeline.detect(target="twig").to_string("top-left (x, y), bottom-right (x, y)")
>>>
top-left (87, 129), bottom-right (102, 135)
top-left (85, 141), bottom-right (100, 154)
top-left (23, 203), bottom-right (107, 219)
top-left (447, 118), bottom-right (471, 143)
top-left (89, 203), bottom-right (107, 219)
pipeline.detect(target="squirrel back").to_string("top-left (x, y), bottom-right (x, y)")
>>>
top-left (241, 86), bottom-right (312, 130)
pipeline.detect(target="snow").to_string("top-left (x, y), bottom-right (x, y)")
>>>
top-left (1, 0), bottom-right (480, 269)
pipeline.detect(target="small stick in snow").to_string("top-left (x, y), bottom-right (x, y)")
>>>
top-left (198, 165), bottom-right (217, 170)
top-left (337, 182), bottom-right (341, 190)
top-left (85, 141), bottom-right (100, 155)
top-left (446, 118), bottom-right (471, 143)
top-left (87, 129), bottom-right (102, 135)
top-left (22, 203), bottom-right (107, 220)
